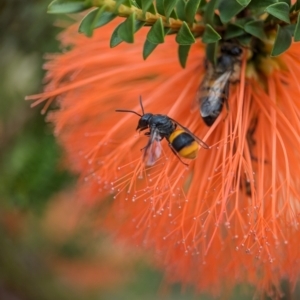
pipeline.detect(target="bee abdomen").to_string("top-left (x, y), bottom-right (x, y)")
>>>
top-left (169, 130), bottom-right (199, 159)
top-left (200, 88), bottom-right (227, 126)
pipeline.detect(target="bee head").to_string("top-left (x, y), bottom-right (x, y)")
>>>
top-left (220, 43), bottom-right (243, 56)
top-left (136, 113), bottom-right (153, 131)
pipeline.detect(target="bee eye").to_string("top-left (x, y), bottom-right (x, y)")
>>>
top-left (220, 44), bottom-right (242, 56)
top-left (231, 46), bottom-right (242, 56)
top-left (139, 120), bottom-right (148, 127)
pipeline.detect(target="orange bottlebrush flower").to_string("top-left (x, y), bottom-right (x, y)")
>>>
top-left (27, 19), bottom-right (300, 297)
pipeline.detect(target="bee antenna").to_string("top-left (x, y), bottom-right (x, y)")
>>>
top-left (139, 95), bottom-right (145, 115)
top-left (115, 109), bottom-right (142, 117)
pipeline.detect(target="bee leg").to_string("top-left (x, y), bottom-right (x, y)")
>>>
top-left (204, 58), bottom-right (209, 70)
top-left (222, 84), bottom-right (230, 122)
top-left (246, 117), bottom-right (269, 164)
top-left (250, 155), bottom-right (268, 164)
top-left (239, 176), bottom-right (252, 197)
top-left (246, 117), bottom-right (264, 163)
top-left (224, 83), bottom-right (229, 109)
top-left (141, 133), bottom-right (150, 151)
top-left (145, 131), bottom-right (163, 141)
top-left (230, 61), bottom-right (242, 84)
top-left (167, 142), bottom-right (189, 167)
top-left (140, 132), bottom-right (151, 151)
top-left (224, 100), bottom-right (229, 119)
top-left (231, 79), bottom-right (240, 84)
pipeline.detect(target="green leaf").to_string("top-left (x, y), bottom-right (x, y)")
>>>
top-left (289, 3), bottom-right (296, 12)
top-left (143, 40), bottom-right (159, 59)
top-left (284, 24), bottom-right (296, 36)
top-left (236, 0), bottom-right (251, 5)
top-left (244, 20), bottom-right (267, 41)
top-left (175, 21), bottom-right (196, 45)
top-left (185, 0), bottom-right (201, 24)
top-left (206, 42), bottom-right (218, 65)
top-left (78, 7), bottom-right (116, 37)
top-left (271, 25), bottom-right (292, 56)
top-left (165, 29), bottom-right (177, 35)
top-left (78, 8), bottom-right (99, 37)
top-left (135, 0), bottom-right (142, 7)
top-left (281, 0), bottom-right (291, 6)
top-left (164, 0), bottom-right (178, 18)
top-left (110, 24), bottom-right (124, 47)
top-left (224, 23), bottom-right (245, 39)
top-left (131, 0), bottom-right (140, 7)
top-left (147, 18), bottom-right (165, 44)
top-left (248, 0), bottom-right (278, 11)
top-left (219, 0), bottom-right (245, 24)
top-left (265, 2), bottom-right (290, 23)
top-left (204, 0), bottom-right (220, 24)
top-left (118, 13), bottom-right (136, 43)
top-left (110, 20), bottom-right (145, 47)
top-left (294, 13), bottom-right (300, 41)
top-left (135, 20), bottom-right (146, 32)
top-left (115, 0), bottom-right (132, 8)
top-left (169, 9), bottom-right (178, 19)
top-left (156, 0), bottom-right (164, 15)
top-left (235, 17), bottom-right (252, 27)
top-left (48, 0), bottom-right (89, 14)
top-left (176, 0), bottom-right (187, 21)
top-left (141, 0), bottom-right (156, 14)
top-left (94, 10), bottom-right (117, 29)
top-left (178, 45), bottom-right (191, 68)
top-left (163, 27), bottom-right (171, 35)
top-left (296, 0), bottom-right (300, 10)
top-left (212, 13), bottom-right (223, 26)
top-left (202, 24), bottom-right (221, 43)
top-left (236, 34), bottom-right (252, 47)
top-left (199, 0), bottom-right (206, 8)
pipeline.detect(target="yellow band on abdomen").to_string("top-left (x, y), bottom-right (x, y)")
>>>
top-left (178, 141), bottom-right (199, 159)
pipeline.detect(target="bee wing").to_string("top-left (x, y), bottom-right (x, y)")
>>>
top-left (209, 71), bottom-right (231, 98)
top-left (197, 70), bottom-right (231, 116)
top-left (143, 128), bottom-right (162, 166)
top-left (167, 118), bottom-right (210, 150)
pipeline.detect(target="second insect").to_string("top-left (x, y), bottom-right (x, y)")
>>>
top-left (116, 97), bottom-right (210, 166)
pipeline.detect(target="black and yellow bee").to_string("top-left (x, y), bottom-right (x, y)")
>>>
top-left (116, 97), bottom-right (209, 166)
top-left (197, 42), bottom-right (243, 126)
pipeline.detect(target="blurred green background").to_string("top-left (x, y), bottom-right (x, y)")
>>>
top-left (0, 1), bottom-right (297, 299)
top-left (1, 1), bottom-right (195, 299)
